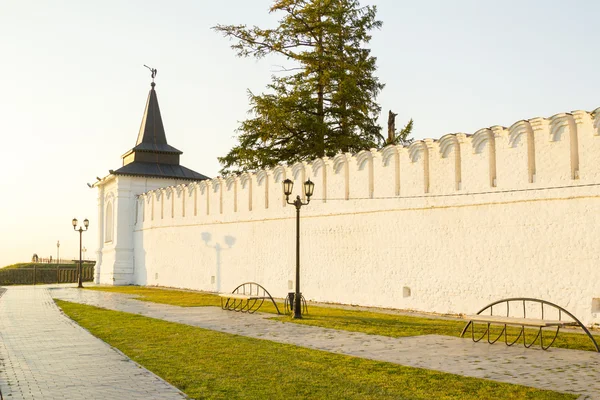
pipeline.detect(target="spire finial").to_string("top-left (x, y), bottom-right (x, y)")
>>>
top-left (143, 64), bottom-right (157, 87)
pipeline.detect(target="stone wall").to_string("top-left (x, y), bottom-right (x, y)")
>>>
top-left (125, 108), bottom-right (600, 324)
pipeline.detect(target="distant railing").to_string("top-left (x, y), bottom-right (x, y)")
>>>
top-left (35, 258), bottom-right (94, 264)
top-left (0, 266), bottom-right (95, 286)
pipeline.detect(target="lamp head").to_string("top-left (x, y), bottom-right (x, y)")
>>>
top-left (283, 179), bottom-right (294, 197)
top-left (72, 218), bottom-right (78, 229)
top-left (304, 179), bottom-right (315, 199)
top-left (83, 219), bottom-right (89, 229)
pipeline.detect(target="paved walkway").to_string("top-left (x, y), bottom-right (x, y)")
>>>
top-left (0, 286), bottom-right (186, 400)
top-left (49, 286), bottom-right (600, 399)
top-left (1, 285), bottom-right (599, 399)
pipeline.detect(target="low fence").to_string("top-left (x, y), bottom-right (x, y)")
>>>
top-left (0, 266), bottom-right (95, 286)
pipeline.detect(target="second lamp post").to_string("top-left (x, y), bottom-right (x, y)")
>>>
top-left (283, 178), bottom-right (315, 319)
top-left (72, 218), bottom-right (89, 288)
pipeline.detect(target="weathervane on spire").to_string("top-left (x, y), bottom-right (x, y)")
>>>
top-left (143, 64), bottom-right (158, 83)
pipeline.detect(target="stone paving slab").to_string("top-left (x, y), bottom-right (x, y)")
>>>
top-left (51, 286), bottom-right (600, 399)
top-left (0, 286), bottom-right (187, 400)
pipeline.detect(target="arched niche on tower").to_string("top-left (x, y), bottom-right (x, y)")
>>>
top-left (211, 177), bottom-right (223, 215)
top-left (135, 194), bottom-right (145, 225)
top-left (151, 189), bottom-right (162, 221)
top-left (470, 128), bottom-right (497, 189)
top-left (256, 169), bottom-right (270, 209)
top-left (157, 189), bottom-right (166, 220)
top-left (574, 109), bottom-right (600, 182)
top-left (198, 181), bottom-right (210, 216)
top-left (381, 145), bottom-right (401, 196)
top-left (311, 157), bottom-right (329, 202)
top-left (291, 162), bottom-right (307, 201)
top-left (225, 175), bottom-right (238, 213)
top-left (104, 192), bottom-right (115, 243)
top-left (438, 134), bottom-right (462, 192)
top-left (174, 184), bottom-right (185, 218)
top-left (593, 107), bottom-right (600, 137)
top-left (165, 186), bottom-right (175, 219)
top-left (187, 182), bottom-right (198, 217)
top-left (332, 153), bottom-right (350, 200)
top-left (145, 190), bottom-right (154, 221)
top-left (406, 141), bottom-right (429, 194)
top-left (548, 114), bottom-right (579, 181)
top-left (239, 173), bottom-right (253, 212)
top-left (355, 150), bottom-right (375, 199)
top-left (272, 165), bottom-right (287, 207)
top-left (507, 120), bottom-right (536, 184)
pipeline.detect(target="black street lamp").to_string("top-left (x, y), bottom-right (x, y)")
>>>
top-left (56, 240), bottom-right (60, 265)
top-left (72, 218), bottom-right (89, 288)
top-left (283, 178), bottom-right (315, 319)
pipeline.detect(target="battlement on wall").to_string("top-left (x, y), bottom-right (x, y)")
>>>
top-left (135, 107), bottom-right (600, 226)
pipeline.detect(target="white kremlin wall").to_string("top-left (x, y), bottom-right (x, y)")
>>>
top-left (128, 109), bottom-right (600, 325)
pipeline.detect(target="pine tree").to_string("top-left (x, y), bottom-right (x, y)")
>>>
top-left (215, 0), bottom-right (406, 174)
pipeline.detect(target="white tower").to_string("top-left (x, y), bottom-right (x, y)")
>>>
top-left (92, 78), bottom-right (209, 285)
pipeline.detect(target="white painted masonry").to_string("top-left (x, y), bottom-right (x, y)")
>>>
top-left (95, 175), bottom-right (193, 285)
top-left (96, 108), bottom-right (600, 325)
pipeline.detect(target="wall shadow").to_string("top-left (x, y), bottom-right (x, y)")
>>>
top-left (201, 232), bottom-right (236, 292)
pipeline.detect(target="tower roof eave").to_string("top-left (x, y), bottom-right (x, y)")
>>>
top-left (121, 143), bottom-right (183, 159)
top-left (112, 162), bottom-right (210, 181)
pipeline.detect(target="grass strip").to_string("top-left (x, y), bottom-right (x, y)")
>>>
top-left (2, 262), bottom-right (94, 269)
top-left (86, 286), bottom-right (600, 352)
top-left (56, 300), bottom-right (574, 400)
top-left (87, 285), bottom-right (222, 307)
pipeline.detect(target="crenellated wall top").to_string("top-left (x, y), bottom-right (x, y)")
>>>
top-left (134, 107), bottom-right (600, 204)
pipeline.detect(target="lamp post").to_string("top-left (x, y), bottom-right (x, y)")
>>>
top-left (72, 218), bottom-right (89, 288)
top-left (56, 240), bottom-right (60, 265)
top-left (283, 178), bottom-right (315, 319)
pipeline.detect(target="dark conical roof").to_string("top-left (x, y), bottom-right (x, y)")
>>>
top-left (111, 82), bottom-right (209, 181)
top-left (133, 82), bottom-right (182, 154)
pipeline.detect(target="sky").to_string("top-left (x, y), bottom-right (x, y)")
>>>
top-left (0, 0), bottom-right (598, 267)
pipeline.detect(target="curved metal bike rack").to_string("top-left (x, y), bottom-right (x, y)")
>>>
top-left (284, 292), bottom-right (308, 315)
top-left (220, 282), bottom-right (281, 315)
top-left (460, 297), bottom-right (599, 352)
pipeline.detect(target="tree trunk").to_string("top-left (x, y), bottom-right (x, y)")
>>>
top-left (316, 10), bottom-right (325, 157)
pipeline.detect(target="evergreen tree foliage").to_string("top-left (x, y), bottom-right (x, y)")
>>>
top-left (214, 0), bottom-right (402, 174)
top-left (387, 118), bottom-right (414, 147)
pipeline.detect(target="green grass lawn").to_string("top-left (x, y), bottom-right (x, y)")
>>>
top-left (87, 285), bottom-right (222, 306)
top-left (56, 300), bottom-right (575, 400)
top-left (86, 286), bottom-right (600, 352)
